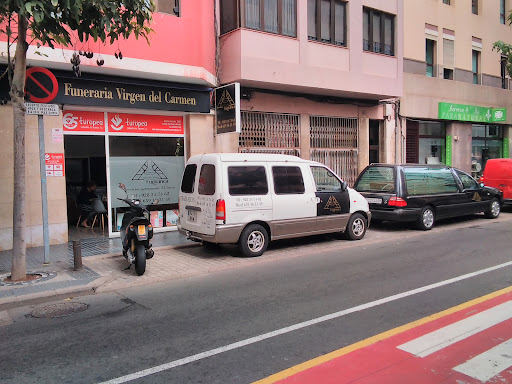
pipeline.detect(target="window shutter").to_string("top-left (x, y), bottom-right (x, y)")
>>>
top-left (443, 39), bottom-right (454, 69)
top-left (406, 122), bottom-right (419, 164)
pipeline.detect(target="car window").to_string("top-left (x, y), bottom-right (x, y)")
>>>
top-left (354, 166), bottom-right (395, 192)
top-left (198, 164), bottom-right (215, 195)
top-left (272, 166), bottom-right (305, 195)
top-left (311, 166), bottom-right (342, 192)
top-left (181, 164), bottom-right (197, 193)
top-left (404, 167), bottom-right (458, 195)
top-left (228, 166), bottom-right (268, 195)
top-left (456, 170), bottom-right (478, 190)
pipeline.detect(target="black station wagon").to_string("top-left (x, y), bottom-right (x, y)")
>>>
top-left (354, 164), bottom-right (503, 230)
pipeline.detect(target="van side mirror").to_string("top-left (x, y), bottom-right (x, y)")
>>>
top-left (341, 181), bottom-right (348, 191)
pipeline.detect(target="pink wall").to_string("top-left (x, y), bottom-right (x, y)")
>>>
top-left (1, 1), bottom-right (216, 77)
top-left (220, 0), bottom-right (403, 100)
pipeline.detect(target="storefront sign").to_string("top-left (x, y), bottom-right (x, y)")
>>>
top-left (62, 110), bottom-right (106, 132)
top-left (215, 83), bottom-right (241, 134)
top-left (504, 137), bottom-right (510, 158)
top-left (107, 113), bottom-right (184, 135)
top-left (445, 136), bottom-right (452, 166)
top-left (438, 103), bottom-right (507, 123)
top-left (44, 153), bottom-right (65, 177)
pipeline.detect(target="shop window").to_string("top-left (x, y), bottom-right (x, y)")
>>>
top-left (472, 49), bottom-right (480, 84)
top-left (472, 124), bottom-right (503, 178)
top-left (240, 0), bottom-right (297, 37)
top-left (308, 0), bottom-right (347, 46)
top-left (426, 39), bottom-right (436, 77)
top-left (407, 120), bottom-right (446, 165)
top-left (472, 0), bottom-right (478, 15)
top-left (109, 136), bottom-right (184, 231)
top-left (156, 0), bottom-right (180, 16)
top-left (363, 7), bottom-right (395, 56)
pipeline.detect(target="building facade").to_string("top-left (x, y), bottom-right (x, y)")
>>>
top-left (402, 0), bottom-right (512, 176)
top-left (217, 0), bottom-right (404, 186)
top-left (0, 1), bottom-right (216, 250)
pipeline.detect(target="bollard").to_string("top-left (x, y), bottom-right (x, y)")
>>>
top-left (73, 240), bottom-right (83, 271)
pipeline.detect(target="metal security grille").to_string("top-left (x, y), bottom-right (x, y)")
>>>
top-left (239, 111), bottom-right (300, 155)
top-left (310, 116), bottom-right (359, 186)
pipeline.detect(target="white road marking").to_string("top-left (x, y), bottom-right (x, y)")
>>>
top-left (97, 260), bottom-right (512, 384)
top-left (453, 338), bottom-right (512, 382)
top-left (397, 301), bottom-right (512, 357)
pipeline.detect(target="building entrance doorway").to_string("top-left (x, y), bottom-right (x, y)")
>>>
top-left (64, 135), bottom-right (107, 240)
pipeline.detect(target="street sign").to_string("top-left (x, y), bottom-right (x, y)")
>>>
top-left (25, 102), bottom-right (59, 116)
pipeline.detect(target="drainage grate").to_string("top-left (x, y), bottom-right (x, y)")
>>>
top-left (30, 302), bottom-right (89, 318)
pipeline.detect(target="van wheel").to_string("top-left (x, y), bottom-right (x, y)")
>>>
top-left (239, 224), bottom-right (269, 257)
top-left (345, 213), bottom-right (367, 240)
top-left (417, 206), bottom-right (435, 230)
top-left (484, 198), bottom-right (501, 219)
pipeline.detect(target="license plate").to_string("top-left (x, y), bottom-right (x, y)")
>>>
top-left (366, 198), bottom-right (383, 204)
top-left (188, 209), bottom-right (197, 223)
top-left (138, 225), bottom-right (146, 235)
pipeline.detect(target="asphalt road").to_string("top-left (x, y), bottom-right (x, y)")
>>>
top-left (1, 213), bottom-right (512, 384)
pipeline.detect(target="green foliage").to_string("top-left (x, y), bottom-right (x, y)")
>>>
top-left (0, 0), bottom-right (155, 49)
top-left (493, 41), bottom-right (512, 78)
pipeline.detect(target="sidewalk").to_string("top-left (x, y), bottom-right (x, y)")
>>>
top-left (1, 214), bottom-right (511, 310)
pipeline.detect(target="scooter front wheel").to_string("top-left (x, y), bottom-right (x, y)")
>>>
top-left (134, 244), bottom-right (146, 276)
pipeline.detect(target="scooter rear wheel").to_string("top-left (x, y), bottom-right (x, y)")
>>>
top-left (134, 244), bottom-right (146, 276)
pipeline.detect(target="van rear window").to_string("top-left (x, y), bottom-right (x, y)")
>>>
top-left (228, 166), bottom-right (268, 195)
top-left (355, 167), bottom-right (395, 192)
top-left (198, 164), bottom-right (215, 195)
top-left (181, 164), bottom-right (197, 193)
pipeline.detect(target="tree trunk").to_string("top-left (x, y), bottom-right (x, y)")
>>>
top-left (10, 16), bottom-right (28, 281)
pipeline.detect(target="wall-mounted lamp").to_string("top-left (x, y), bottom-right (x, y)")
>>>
top-left (453, 135), bottom-right (459, 141)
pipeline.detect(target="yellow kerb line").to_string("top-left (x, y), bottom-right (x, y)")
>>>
top-left (252, 285), bottom-right (512, 384)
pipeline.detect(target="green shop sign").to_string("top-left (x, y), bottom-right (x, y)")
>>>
top-left (504, 137), bottom-right (510, 158)
top-left (438, 102), bottom-right (507, 123)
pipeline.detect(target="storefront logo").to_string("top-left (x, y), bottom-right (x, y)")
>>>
top-left (217, 90), bottom-right (236, 111)
top-left (110, 115), bottom-right (124, 131)
top-left (324, 196), bottom-right (342, 213)
top-left (63, 113), bottom-right (79, 129)
top-left (495, 110), bottom-right (504, 120)
top-left (132, 161), bottom-right (168, 183)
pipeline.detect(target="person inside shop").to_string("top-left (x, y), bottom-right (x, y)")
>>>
top-left (77, 180), bottom-right (98, 227)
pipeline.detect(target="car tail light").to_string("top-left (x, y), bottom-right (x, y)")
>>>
top-left (216, 199), bottom-right (226, 220)
top-left (388, 197), bottom-right (407, 207)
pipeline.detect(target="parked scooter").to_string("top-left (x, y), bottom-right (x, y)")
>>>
top-left (117, 185), bottom-right (154, 275)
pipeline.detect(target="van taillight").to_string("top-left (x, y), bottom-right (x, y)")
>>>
top-left (388, 197), bottom-right (407, 207)
top-left (216, 199), bottom-right (226, 220)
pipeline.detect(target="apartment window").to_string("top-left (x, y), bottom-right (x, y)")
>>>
top-left (472, 50), bottom-right (480, 84)
top-left (363, 7), bottom-right (395, 56)
top-left (308, 0), bottom-right (347, 46)
top-left (501, 56), bottom-right (508, 89)
top-left (472, 0), bottom-right (478, 15)
top-left (155, 0), bottom-right (180, 16)
top-left (443, 38), bottom-right (454, 80)
top-left (500, 0), bottom-right (506, 24)
top-left (443, 0), bottom-right (450, 4)
top-left (221, 0), bottom-right (296, 36)
top-left (426, 39), bottom-right (435, 77)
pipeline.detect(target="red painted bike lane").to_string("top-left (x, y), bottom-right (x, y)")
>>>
top-left (256, 288), bottom-right (512, 384)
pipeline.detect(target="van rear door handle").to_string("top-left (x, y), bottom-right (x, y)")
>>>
top-left (185, 205), bottom-right (201, 211)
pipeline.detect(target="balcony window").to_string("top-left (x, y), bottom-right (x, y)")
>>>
top-left (155, 0), bottom-right (180, 16)
top-left (472, 0), bottom-right (478, 15)
top-left (221, 0), bottom-right (296, 36)
top-left (472, 49), bottom-right (480, 84)
top-left (501, 56), bottom-right (508, 89)
top-left (363, 7), bottom-right (395, 56)
top-left (426, 39), bottom-right (435, 77)
top-left (500, 0), bottom-right (506, 24)
top-left (308, 0), bottom-right (347, 46)
top-left (443, 0), bottom-right (450, 4)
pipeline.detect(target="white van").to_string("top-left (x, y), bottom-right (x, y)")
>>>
top-left (178, 153), bottom-right (371, 257)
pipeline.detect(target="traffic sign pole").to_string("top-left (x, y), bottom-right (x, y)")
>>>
top-left (38, 115), bottom-right (50, 264)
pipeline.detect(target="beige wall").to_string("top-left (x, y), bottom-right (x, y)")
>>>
top-left (404, 0), bottom-right (512, 78)
top-left (0, 105), bottom-right (68, 251)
